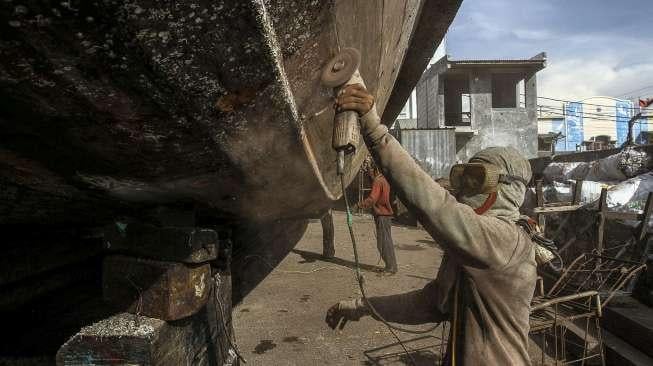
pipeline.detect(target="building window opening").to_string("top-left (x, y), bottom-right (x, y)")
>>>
top-left (398, 103), bottom-right (410, 119)
top-left (492, 73), bottom-right (524, 108)
top-left (444, 74), bottom-right (471, 126)
top-left (397, 91), bottom-right (417, 120)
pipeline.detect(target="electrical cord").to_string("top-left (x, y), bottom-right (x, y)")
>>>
top-left (340, 175), bottom-right (419, 365)
top-left (340, 175), bottom-right (440, 335)
top-left (340, 172), bottom-right (463, 365)
top-left (516, 219), bottom-right (564, 272)
top-left (212, 277), bottom-right (247, 364)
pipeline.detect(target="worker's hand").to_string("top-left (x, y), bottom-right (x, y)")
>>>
top-left (325, 299), bottom-right (369, 330)
top-left (335, 84), bottom-right (374, 116)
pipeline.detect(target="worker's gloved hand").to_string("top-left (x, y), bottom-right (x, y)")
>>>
top-left (335, 83), bottom-right (385, 145)
top-left (335, 84), bottom-right (374, 116)
top-left (325, 298), bottom-right (369, 330)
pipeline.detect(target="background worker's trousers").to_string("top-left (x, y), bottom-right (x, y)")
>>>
top-left (374, 215), bottom-right (397, 272)
top-left (321, 209), bottom-right (335, 258)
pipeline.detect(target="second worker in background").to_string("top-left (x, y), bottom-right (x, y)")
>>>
top-left (358, 165), bottom-right (397, 274)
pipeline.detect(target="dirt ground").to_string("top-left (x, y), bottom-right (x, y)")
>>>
top-left (233, 211), bottom-right (449, 366)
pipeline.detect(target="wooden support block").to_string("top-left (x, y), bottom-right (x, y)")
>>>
top-left (535, 180), bottom-right (546, 231)
top-left (104, 223), bottom-right (219, 264)
top-left (638, 192), bottom-right (653, 242)
top-left (572, 179), bottom-right (583, 205)
top-left (103, 255), bottom-right (210, 320)
top-left (597, 188), bottom-right (608, 254)
top-left (603, 296), bottom-right (653, 359)
top-left (57, 312), bottom-right (214, 365)
top-left (59, 271), bottom-right (238, 366)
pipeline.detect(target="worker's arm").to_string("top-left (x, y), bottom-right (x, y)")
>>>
top-left (326, 280), bottom-right (445, 329)
top-left (337, 85), bottom-right (521, 269)
top-left (365, 280), bottom-right (445, 324)
top-left (359, 178), bottom-right (381, 209)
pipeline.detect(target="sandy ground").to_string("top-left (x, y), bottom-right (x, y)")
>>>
top-left (233, 211), bottom-right (449, 366)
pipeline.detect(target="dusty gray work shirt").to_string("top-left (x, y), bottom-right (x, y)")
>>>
top-left (360, 109), bottom-right (537, 366)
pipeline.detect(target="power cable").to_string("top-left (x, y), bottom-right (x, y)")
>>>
top-left (536, 105), bottom-right (623, 120)
top-left (340, 174), bottom-right (446, 366)
top-left (536, 107), bottom-right (638, 122)
top-left (534, 95), bottom-right (642, 111)
top-left (529, 103), bottom-right (651, 124)
top-left (535, 108), bottom-right (651, 125)
top-left (615, 84), bottom-right (653, 98)
top-left (340, 175), bottom-right (440, 335)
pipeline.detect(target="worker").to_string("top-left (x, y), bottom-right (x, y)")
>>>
top-left (356, 164), bottom-right (397, 274)
top-left (325, 84), bottom-right (537, 365)
top-left (321, 209), bottom-right (335, 258)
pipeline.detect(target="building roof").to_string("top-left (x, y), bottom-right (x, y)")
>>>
top-left (538, 132), bottom-right (564, 139)
top-left (538, 112), bottom-right (564, 120)
top-left (445, 52), bottom-right (547, 71)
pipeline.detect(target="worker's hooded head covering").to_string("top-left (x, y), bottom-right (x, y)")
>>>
top-left (458, 146), bottom-right (532, 222)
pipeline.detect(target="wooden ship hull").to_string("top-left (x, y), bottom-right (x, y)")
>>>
top-left (1, 0), bottom-right (459, 225)
top-left (0, 0), bottom-right (459, 361)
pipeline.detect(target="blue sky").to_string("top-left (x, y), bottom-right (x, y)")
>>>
top-left (446, 0), bottom-right (653, 104)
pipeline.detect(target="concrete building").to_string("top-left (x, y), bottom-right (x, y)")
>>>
top-left (394, 53), bottom-right (546, 178)
top-left (536, 110), bottom-right (565, 156)
top-left (395, 36), bottom-right (447, 125)
top-left (537, 96), bottom-right (649, 152)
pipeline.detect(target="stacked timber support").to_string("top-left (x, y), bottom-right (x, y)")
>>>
top-left (57, 222), bottom-right (239, 366)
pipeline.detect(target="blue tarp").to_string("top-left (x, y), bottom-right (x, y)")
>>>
top-left (615, 100), bottom-right (633, 145)
top-left (565, 102), bottom-right (583, 151)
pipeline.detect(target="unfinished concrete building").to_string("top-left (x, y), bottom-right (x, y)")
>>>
top-left (396, 53), bottom-right (546, 178)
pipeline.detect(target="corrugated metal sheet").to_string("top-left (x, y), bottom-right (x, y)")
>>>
top-left (395, 118), bottom-right (418, 129)
top-left (400, 129), bottom-right (456, 178)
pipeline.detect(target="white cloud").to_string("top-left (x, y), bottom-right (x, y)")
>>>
top-left (446, 0), bottom-right (653, 102)
top-left (511, 29), bottom-right (552, 41)
top-left (539, 57), bottom-right (653, 103)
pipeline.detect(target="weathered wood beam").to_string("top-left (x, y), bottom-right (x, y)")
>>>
top-left (104, 222), bottom-right (218, 264)
top-left (58, 271), bottom-right (238, 366)
top-left (57, 312), bottom-right (213, 365)
top-left (103, 255), bottom-right (210, 321)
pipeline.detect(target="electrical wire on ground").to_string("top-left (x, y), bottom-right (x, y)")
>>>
top-left (340, 174), bottom-right (448, 365)
top-left (213, 279), bottom-right (247, 364)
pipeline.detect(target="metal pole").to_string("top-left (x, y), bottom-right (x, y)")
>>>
top-left (625, 112), bottom-right (642, 147)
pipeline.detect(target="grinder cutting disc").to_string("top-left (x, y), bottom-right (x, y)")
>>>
top-left (321, 48), bottom-right (361, 88)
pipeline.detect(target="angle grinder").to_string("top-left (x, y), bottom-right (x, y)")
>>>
top-left (321, 47), bottom-right (365, 176)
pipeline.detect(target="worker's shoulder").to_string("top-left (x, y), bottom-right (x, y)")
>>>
top-left (477, 214), bottom-right (529, 243)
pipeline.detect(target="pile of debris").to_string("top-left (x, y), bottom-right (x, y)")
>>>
top-left (540, 147), bottom-right (653, 226)
top-left (525, 147), bottom-right (653, 364)
top-left (526, 147), bottom-right (653, 305)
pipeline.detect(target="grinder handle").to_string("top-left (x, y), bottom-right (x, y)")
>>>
top-left (332, 70), bottom-right (366, 153)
